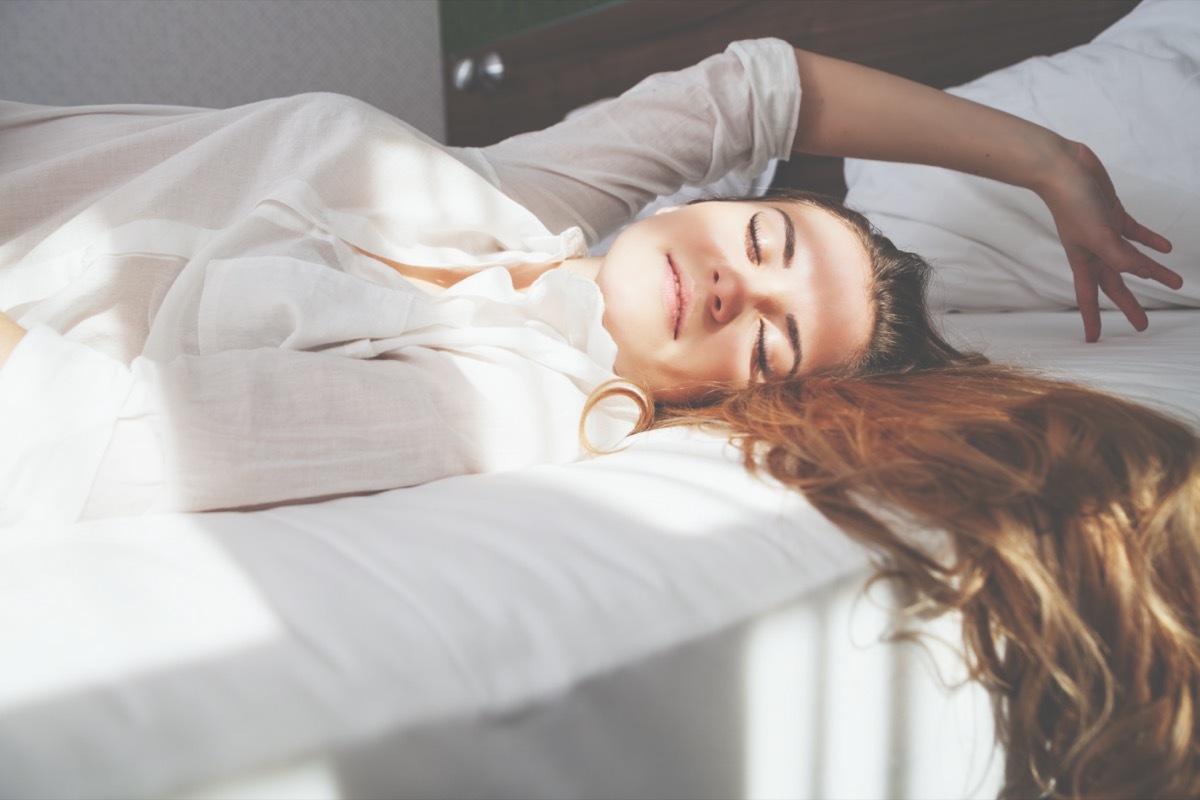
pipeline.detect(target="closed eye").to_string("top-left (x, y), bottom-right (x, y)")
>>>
top-left (755, 318), bottom-right (772, 378)
top-left (745, 212), bottom-right (763, 265)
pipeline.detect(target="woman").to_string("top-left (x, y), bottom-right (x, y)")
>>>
top-left (1, 38), bottom-right (1196, 797)
top-left (0, 40), bottom-right (1179, 517)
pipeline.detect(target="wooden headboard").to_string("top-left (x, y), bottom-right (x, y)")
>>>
top-left (444, 0), bottom-right (1139, 198)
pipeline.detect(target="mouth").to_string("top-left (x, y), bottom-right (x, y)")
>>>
top-left (662, 254), bottom-right (694, 340)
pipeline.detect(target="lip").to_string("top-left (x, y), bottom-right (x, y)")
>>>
top-left (662, 254), bottom-right (695, 340)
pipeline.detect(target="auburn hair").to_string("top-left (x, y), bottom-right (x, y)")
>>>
top-left (727, 367), bottom-right (1200, 799)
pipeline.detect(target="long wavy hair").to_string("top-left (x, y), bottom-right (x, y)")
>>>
top-left (585, 189), bottom-right (1200, 798)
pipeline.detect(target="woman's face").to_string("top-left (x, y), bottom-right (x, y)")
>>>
top-left (595, 200), bottom-right (875, 403)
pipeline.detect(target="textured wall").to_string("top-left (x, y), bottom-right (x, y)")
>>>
top-left (0, 0), bottom-right (446, 141)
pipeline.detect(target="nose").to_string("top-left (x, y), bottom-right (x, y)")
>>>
top-left (709, 265), bottom-right (770, 325)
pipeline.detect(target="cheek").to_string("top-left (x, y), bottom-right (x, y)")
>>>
top-left (690, 333), bottom-right (746, 384)
top-left (650, 330), bottom-right (748, 391)
top-left (597, 253), bottom-right (673, 356)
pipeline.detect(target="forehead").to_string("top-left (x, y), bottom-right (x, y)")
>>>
top-left (776, 198), bottom-right (868, 266)
top-left (752, 199), bottom-right (874, 373)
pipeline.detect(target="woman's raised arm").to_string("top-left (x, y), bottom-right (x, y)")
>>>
top-left (789, 47), bottom-right (1181, 341)
top-left (457, 40), bottom-right (801, 247)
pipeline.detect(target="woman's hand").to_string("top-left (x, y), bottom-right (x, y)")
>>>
top-left (0, 311), bottom-right (28, 370)
top-left (1035, 140), bottom-right (1180, 342)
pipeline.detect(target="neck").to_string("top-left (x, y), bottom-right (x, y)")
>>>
top-left (559, 256), bottom-right (603, 283)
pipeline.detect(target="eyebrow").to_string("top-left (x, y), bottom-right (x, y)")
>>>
top-left (785, 313), bottom-right (801, 376)
top-left (772, 206), bottom-right (795, 269)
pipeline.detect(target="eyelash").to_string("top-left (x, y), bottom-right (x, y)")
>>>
top-left (756, 319), bottom-right (771, 378)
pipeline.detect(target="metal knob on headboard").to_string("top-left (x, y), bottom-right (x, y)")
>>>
top-left (452, 52), bottom-right (505, 92)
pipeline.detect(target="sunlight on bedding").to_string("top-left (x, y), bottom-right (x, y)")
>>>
top-left (741, 574), bottom-right (1003, 799)
top-left (176, 758), bottom-right (340, 800)
top-left (741, 596), bottom-right (821, 799)
top-left (0, 517), bottom-right (281, 711)
top-left (742, 577), bottom-right (895, 799)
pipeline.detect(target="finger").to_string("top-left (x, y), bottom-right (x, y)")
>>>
top-left (1111, 238), bottom-right (1184, 290)
top-left (1121, 214), bottom-right (1173, 254)
top-left (1073, 269), bottom-right (1103, 343)
top-left (1097, 267), bottom-right (1149, 333)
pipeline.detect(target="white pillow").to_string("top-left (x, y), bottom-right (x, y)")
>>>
top-left (844, 0), bottom-right (1200, 312)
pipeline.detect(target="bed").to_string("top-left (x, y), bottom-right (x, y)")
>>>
top-left (3, 1), bottom-right (1198, 798)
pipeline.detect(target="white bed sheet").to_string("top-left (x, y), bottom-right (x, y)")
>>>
top-left (2, 307), bottom-right (1198, 799)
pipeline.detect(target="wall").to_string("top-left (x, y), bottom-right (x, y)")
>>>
top-left (0, 0), bottom-right (446, 141)
top-left (440, 0), bottom-right (616, 55)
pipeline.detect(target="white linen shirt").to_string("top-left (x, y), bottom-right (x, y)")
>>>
top-left (0, 39), bottom-right (801, 524)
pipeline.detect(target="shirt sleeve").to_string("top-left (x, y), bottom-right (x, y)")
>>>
top-left (0, 326), bottom-right (593, 524)
top-left (448, 38), bottom-right (802, 246)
